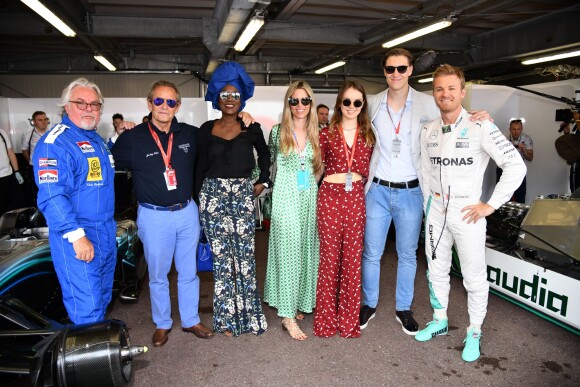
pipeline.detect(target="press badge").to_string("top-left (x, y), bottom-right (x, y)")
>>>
top-left (392, 137), bottom-right (401, 158)
top-left (164, 168), bottom-right (177, 190)
top-left (297, 170), bottom-right (309, 191)
top-left (345, 172), bottom-right (353, 192)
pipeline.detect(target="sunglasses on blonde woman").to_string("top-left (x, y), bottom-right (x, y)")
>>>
top-left (288, 97), bottom-right (312, 106)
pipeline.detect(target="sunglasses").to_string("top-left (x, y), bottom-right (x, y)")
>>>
top-left (152, 97), bottom-right (178, 108)
top-left (384, 65), bottom-right (409, 74)
top-left (342, 99), bottom-right (364, 108)
top-left (219, 91), bottom-right (241, 100)
top-left (288, 97), bottom-right (312, 106)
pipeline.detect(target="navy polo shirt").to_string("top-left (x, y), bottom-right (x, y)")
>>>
top-left (112, 117), bottom-right (198, 207)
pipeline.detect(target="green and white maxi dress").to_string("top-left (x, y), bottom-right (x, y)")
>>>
top-left (263, 124), bottom-right (319, 318)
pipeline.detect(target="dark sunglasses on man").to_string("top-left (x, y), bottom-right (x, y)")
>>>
top-left (152, 97), bottom-right (178, 108)
top-left (288, 97), bottom-right (312, 106)
top-left (384, 65), bottom-right (409, 74)
top-left (342, 99), bottom-right (364, 108)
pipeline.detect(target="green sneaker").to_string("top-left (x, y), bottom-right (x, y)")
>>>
top-left (462, 328), bottom-right (482, 362)
top-left (415, 315), bottom-right (448, 342)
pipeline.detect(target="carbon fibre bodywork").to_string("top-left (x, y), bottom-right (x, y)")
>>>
top-left (0, 207), bottom-right (146, 323)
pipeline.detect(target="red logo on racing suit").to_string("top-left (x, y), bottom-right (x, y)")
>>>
top-left (38, 169), bottom-right (58, 184)
top-left (76, 141), bottom-right (95, 153)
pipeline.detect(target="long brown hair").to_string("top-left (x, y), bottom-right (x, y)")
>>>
top-left (328, 80), bottom-right (375, 146)
top-left (279, 81), bottom-right (322, 173)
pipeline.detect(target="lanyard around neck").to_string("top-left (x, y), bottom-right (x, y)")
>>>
top-left (339, 124), bottom-right (359, 172)
top-left (386, 103), bottom-right (407, 136)
top-left (148, 122), bottom-right (174, 169)
top-left (292, 129), bottom-right (306, 169)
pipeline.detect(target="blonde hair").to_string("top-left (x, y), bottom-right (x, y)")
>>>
top-left (433, 64), bottom-right (466, 89)
top-left (279, 81), bottom-right (322, 173)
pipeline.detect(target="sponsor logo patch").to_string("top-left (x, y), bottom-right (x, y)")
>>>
top-left (459, 127), bottom-right (469, 138)
top-left (77, 141), bottom-right (95, 153)
top-left (429, 129), bottom-right (438, 140)
top-left (38, 158), bottom-right (58, 167)
top-left (87, 157), bottom-right (103, 181)
top-left (38, 169), bottom-right (58, 184)
top-left (456, 142), bottom-right (469, 148)
top-left (427, 142), bottom-right (438, 148)
top-left (178, 143), bottom-right (190, 153)
top-left (430, 157), bottom-right (473, 166)
top-left (44, 124), bottom-right (67, 144)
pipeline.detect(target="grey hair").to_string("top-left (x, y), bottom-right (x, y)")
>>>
top-left (147, 80), bottom-right (182, 103)
top-left (58, 77), bottom-right (104, 116)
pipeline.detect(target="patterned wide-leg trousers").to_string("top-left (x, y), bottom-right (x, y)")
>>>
top-left (314, 180), bottom-right (365, 338)
top-left (199, 178), bottom-right (267, 336)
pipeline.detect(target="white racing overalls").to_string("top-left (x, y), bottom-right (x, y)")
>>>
top-left (420, 108), bottom-right (526, 324)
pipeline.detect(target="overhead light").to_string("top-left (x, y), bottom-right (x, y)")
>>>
top-left (94, 55), bottom-right (117, 71)
top-left (417, 77), bottom-right (433, 83)
top-left (315, 61), bottom-right (346, 74)
top-left (382, 20), bottom-right (452, 48)
top-left (521, 50), bottom-right (580, 65)
top-left (234, 16), bottom-right (265, 52)
top-left (21, 0), bottom-right (76, 37)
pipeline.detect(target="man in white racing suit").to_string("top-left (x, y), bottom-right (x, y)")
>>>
top-left (416, 64), bottom-right (526, 362)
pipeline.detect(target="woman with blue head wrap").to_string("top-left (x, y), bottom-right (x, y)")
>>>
top-left (195, 61), bottom-right (270, 337)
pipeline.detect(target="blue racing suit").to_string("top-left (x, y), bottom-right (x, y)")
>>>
top-left (34, 115), bottom-right (116, 324)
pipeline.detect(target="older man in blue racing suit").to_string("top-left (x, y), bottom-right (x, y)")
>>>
top-left (416, 65), bottom-right (526, 362)
top-left (34, 78), bottom-right (116, 324)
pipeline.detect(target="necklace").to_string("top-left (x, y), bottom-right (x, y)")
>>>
top-left (343, 127), bottom-right (357, 132)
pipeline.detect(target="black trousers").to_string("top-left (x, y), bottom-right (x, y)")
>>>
top-left (0, 173), bottom-right (25, 217)
top-left (571, 161), bottom-right (580, 194)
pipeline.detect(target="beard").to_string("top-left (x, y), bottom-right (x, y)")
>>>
top-left (78, 115), bottom-right (98, 130)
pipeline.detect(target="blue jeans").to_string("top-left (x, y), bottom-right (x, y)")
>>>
top-left (137, 202), bottom-right (201, 329)
top-left (361, 183), bottom-right (423, 311)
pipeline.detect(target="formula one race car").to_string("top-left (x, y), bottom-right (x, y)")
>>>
top-left (451, 196), bottom-right (580, 336)
top-left (0, 206), bottom-right (147, 323)
top-left (0, 206), bottom-right (149, 385)
top-left (0, 296), bottom-right (147, 386)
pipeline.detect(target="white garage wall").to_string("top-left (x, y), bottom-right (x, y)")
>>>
top-left (468, 84), bottom-right (575, 202)
top-left (2, 79), bottom-right (577, 201)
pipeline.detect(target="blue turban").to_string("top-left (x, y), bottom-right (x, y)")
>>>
top-left (205, 61), bottom-right (255, 111)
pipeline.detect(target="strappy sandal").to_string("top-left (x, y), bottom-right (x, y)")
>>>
top-left (282, 318), bottom-right (307, 341)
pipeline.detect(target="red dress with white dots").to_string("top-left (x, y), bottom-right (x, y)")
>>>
top-left (313, 125), bottom-right (373, 338)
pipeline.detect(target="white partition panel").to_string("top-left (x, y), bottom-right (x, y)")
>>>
top-left (2, 81), bottom-right (575, 200)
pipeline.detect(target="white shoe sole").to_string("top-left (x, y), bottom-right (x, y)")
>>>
top-left (396, 316), bottom-right (418, 336)
top-left (360, 313), bottom-right (375, 330)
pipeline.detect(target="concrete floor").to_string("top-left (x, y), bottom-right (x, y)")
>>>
top-left (110, 231), bottom-right (580, 386)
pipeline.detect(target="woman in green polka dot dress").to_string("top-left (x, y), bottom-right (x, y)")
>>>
top-left (264, 81), bottom-right (322, 341)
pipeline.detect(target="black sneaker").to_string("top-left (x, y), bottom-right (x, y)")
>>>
top-left (360, 305), bottom-right (376, 329)
top-left (395, 310), bottom-right (419, 335)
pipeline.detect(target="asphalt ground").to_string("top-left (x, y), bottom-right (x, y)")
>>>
top-left (110, 230), bottom-right (580, 386)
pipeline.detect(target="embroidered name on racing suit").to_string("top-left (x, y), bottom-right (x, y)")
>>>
top-left (430, 157), bottom-right (474, 166)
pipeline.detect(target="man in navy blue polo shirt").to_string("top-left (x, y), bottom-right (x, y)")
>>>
top-left (113, 80), bottom-right (213, 347)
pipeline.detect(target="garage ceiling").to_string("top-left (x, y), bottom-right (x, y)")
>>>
top-left (1, 0), bottom-right (579, 88)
